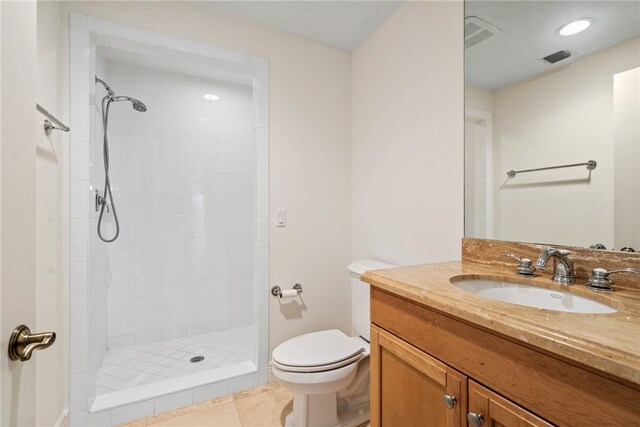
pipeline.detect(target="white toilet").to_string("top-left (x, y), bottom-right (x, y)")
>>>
top-left (271, 259), bottom-right (396, 427)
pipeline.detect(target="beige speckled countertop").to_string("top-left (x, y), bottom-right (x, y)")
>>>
top-left (363, 260), bottom-right (640, 388)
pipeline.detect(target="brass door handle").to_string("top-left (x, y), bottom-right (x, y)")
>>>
top-left (8, 324), bottom-right (56, 361)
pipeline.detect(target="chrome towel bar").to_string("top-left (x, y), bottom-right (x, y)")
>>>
top-left (507, 160), bottom-right (596, 178)
top-left (36, 103), bottom-right (70, 136)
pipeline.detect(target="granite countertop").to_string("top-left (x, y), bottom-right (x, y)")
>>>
top-left (363, 260), bottom-right (640, 387)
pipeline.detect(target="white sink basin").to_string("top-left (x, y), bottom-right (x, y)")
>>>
top-left (451, 279), bottom-right (617, 314)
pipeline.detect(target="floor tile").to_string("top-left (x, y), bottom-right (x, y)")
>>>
top-left (234, 384), bottom-right (292, 427)
top-left (119, 395), bottom-right (235, 427)
top-left (149, 401), bottom-right (241, 427)
top-left (119, 382), bottom-right (370, 427)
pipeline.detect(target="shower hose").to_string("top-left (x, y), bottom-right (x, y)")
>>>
top-left (96, 96), bottom-right (120, 243)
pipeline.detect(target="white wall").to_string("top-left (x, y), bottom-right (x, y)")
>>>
top-left (465, 84), bottom-right (493, 113)
top-left (464, 85), bottom-right (494, 238)
top-left (36, 1), bottom-right (68, 425)
top-left (351, 1), bottom-right (464, 266)
top-left (613, 67), bottom-right (640, 250)
top-left (62, 1), bottom-right (352, 355)
top-left (493, 37), bottom-right (640, 248)
top-left (465, 119), bottom-right (488, 237)
top-left (99, 61), bottom-right (255, 347)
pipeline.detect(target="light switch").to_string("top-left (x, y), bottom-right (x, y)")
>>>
top-left (276, 209), bottom-right (286, 227)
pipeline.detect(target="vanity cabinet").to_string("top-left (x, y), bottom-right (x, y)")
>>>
top-left (371, 325), bottom-right (550, 427)
top-left (369, 288), bottom-right (640, 427)
top-left (370, 325), bottom-right (467, 426)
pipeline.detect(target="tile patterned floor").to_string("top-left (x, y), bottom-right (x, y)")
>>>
top-left (96, 327), bottom-right (254, 394)
top-left (119, 383), bottom-right (372, 427)
top-left (119, 383), bottom-right (293, 427)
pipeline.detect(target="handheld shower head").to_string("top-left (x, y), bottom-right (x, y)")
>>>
top-left (113, 96), bottom-right (147, 112)
top-left (95, 76), bottom-right (147, 112)
top-left (132, 99), bottom-right (147, 112)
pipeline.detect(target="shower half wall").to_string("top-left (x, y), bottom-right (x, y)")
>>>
top-left (69, 14), bottom-right (269, 426)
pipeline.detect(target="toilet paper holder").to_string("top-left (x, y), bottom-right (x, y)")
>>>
top-left (271, 283), bottom-right (303, 298)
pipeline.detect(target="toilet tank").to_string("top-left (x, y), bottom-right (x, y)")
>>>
top-left (348, 259), bottom-right (397, 341)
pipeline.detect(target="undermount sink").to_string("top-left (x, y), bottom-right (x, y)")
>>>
top-left (451, 279), bottom-right (617, 314)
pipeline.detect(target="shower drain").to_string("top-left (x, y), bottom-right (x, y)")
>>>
top-left (190, 356), bottom-right (205, 363)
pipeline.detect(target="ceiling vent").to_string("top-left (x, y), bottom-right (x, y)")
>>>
top-left (465, 16), bottom-right (502, 49)
top-left (539, 50), bottom-right (576, 64)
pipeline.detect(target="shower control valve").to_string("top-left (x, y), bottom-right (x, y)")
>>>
top-left (95, 190), bottom-right (109, 213)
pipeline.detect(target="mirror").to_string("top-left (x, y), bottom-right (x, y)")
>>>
top-left (464, 1), bottom-right (640, 251)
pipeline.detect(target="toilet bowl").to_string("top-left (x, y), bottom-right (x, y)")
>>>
top-left (272, 330), bottom-right (371, 427)
top-left (271, 259), bottom-right (396, 427)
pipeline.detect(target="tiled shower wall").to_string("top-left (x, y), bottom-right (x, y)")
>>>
top-left (69, 12), bottom-right (270, 425)
top-left (97, 61), bottom-right (255, 349)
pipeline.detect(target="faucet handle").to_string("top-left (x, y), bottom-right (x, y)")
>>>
top-left (587, 267), bottom-right (640, 291)
top-left (500, 253), bottom-right (536, 276)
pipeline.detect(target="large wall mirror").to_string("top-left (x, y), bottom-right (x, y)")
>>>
top-left (464, 1), bottom-right (640, 251)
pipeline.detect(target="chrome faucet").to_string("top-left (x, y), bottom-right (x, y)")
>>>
top-left (535, 248), bottom-right (575, 285)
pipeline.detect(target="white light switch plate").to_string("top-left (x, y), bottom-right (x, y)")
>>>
top-left (276, 209), bottom-right (286, 227)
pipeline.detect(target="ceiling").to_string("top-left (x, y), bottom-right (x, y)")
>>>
top-left (465, 1), bottom-right (640, 90)
top-left (194, 1), bottom-right (402, 51)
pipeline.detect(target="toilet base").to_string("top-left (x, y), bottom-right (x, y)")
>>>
top-left (284, 392), bottom-right (370, 427)
top-left (284, 394), bottom-right (370, 427)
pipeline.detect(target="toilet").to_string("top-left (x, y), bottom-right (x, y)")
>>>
top-left (271, 259), bottom-right (396, 427)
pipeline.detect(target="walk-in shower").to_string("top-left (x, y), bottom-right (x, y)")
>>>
top-left (94, 76), bottom-right (147, 243)
top-left (68, 14), bottom-right (270, 425)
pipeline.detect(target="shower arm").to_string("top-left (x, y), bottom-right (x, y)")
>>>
top-left (95, 76), bottom-right (114, 97)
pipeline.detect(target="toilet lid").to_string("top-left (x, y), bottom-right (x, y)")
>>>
top-left (273, 352), bottom-right (363, 373)
top-left (272, 329), bottom-right (364, 371)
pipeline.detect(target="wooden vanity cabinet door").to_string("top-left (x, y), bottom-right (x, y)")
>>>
top-left (371, 325), bottom-right (467, 427)
top-left (468, 380), bottom-right (554, 427)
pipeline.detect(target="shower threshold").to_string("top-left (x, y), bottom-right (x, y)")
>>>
top-left (91, 360), bottom-right (256, 412)
top-left (90, 327), bottom-right (257, 413)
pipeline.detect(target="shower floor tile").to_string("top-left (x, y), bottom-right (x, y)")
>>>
top-left (96, 326), bottom-right (254, 394)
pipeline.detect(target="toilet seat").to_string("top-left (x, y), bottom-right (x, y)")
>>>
top-left (273, 352), bottom-right (363, 373)
top-left (273, 329), bottom-right (365, 373)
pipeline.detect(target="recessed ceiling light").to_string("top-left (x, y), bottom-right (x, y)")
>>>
top-left (558, 19), bottom-right (593, 36)
top-left (203, 94), bottom-right (219, 101)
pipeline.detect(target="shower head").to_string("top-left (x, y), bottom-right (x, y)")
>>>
top-left (133, 99), bottom-right (147, 113)
top-left (131, 99), bottom-right (147, 112)
top-left (96, 76), bottom-right (147, 112)
top-left (113, 96), bottom-right (147, 112)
